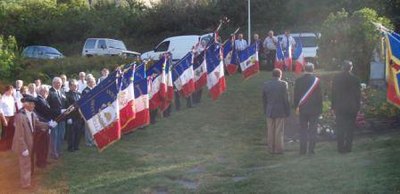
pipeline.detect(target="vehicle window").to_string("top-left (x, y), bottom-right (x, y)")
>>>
top-left (155, 41), bottom-right (170, 52)
top-left (298, 37), bottom-right (317, 47)
top-left (109, 40), bottom-right (127, 50)
top-left (200, 35), bottom-right (212, 45)
top-left (97, 40), bottom-right (107, 49)
top-left (23, 47), bottom-right (33, 56)
top-left (43, 47), bottom-right (61, 54)
top-left (85, 39), bottom-right (96, 49)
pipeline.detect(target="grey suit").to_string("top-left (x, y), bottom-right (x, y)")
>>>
top-left (262, 78), bottom-right (290, 154)
top-left (262, 78), bottom-right (290, 118)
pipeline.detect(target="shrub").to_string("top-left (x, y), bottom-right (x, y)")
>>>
top-left (319, 8), bottom-right (392, 81)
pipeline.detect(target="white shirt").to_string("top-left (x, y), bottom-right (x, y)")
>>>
top-left (77, 80), bottom-right (87, 93)
top-left (263, 36), bottom-right (278, 50)
top-left (62, 81), bottom-right (70, 92)
top-left (0, 95), bottom-right (16, 117)
top-left (281, 35), bottom-right (296, 49)
top-left (234, 39), bottom-right (248, 51)
top-left (25, 110), bottom-right (34, 132)
top-left (13, 88), bottom-right (23, 110)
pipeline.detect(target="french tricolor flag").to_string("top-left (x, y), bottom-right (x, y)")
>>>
top-left (275, 43), bottom-right (285, 70)
top-left (77, 70), bottom-right (122, 151)
top-left (121, 64), bottom-right (150, 134)
top-left (160, 58), bottom-right (174, 111)
top-left (206, 43), bottom-right (226, 100)
top-left (293, 38), bottom-right (305, 74)
top-left (283, 40), bottom-right (293, 71)
top-left (147, 57), bottom-right (167, 111)
top-left (239, 43), bottom-right (260, 79)
top-left (223, 37), bottom-right (239, 75)
top-left (173, 52), bottom-right (195, 97)
top-left (193, 51), bottom-right (208, 91)
top-left (119, 63), bottom-right (136, 133)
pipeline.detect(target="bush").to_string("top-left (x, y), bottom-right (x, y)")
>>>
top-left (319, 8), bottom-right (392, 81)
top-left (16, 56), bottom-right (134, 84)
top-left (0, 35), bottom-right (20, 81)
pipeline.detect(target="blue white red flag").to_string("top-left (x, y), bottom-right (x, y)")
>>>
top-left (223, 36), bottom-right (239, 75)
top-left (206, 42), bottom-right (226, 100)
top-left (122, 63), bottom-right (150, 133)
top-left (238, 43), bottom-right (260, 79)
top-left (283, 40), bottom-right (293, 71)
top-left (384, 32), bottom-right (400, 108)
top-left (173, 52), bottom-right (195, 97)
top-left (275, 43), bottom-right (285, 70)
top-left (119, 63), bottom-right (136, 133)
top-left (193, 51), bottom-right (208, 91)
top-left (160, 56), bottom-right (174, 111)
top-left (293, 37), bottom-right (305, 74)
top-left (147, 57), bottom-right (167, 111)
top-left (77, 70), bottom-right (122, 151)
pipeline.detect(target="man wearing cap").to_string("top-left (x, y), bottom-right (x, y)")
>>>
top-left (332, 61), bottom-right (361, 153)
top-left (294, 63), bottom-right (322, 155)
top-left (12, 96), bottom-right (57, 188)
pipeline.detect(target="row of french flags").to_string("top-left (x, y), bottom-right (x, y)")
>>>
top-left (76, 33), bottom-right (263, 151)
top-left (275, 38), bottom-right (305, 74)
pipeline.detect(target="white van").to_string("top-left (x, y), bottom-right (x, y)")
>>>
top-left (82, 38), bottom-right (140, 57)
top-left (278, 32), bottom-right (320, 63)
top-left (141, 34), bottom-right (212, 62)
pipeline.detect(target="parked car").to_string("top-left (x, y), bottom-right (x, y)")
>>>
top-left (22, 46), bottom-right (64, 60)
top-left (277, 32), bottom-right (320, 64)
top-left (141, 33), bottom-right (212, 62)
top-left (82, 38), bottom-right (140, 58)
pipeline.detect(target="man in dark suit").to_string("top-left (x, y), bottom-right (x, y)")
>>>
top-left (262, 68), bottom-right (290, 154)
top-left (82, 77), bottom-right (96, 146)
top-left (47, 77), bottom-right (67, 159)
top-left (332, 61), bottom-right (361, 153)
top-left (65, 79), bottom-right (84, 152)
top-left (294, 63), bottom-right (322, 155)
top-left (34, 86), bottom-right (54, 168)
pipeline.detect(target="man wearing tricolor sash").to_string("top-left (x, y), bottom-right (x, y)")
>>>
top-left (294, 63), bottom-right (322, 155)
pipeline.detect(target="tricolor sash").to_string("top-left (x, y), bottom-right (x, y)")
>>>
top-left (298, 77), bottom-right (320, 107)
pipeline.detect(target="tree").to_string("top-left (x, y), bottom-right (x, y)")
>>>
top-left (0, 35), bottom-right (19, 80)
top-left (319, 8), bottom-right (392, 81)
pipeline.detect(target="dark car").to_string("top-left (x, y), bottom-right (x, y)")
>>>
top-left (22, 46), bottom-right (64, 59)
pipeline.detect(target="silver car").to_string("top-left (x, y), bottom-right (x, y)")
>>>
top-left (22, 46), bottom-right (64, 59)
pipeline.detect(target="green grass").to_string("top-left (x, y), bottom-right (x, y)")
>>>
top-left (31, 72), bottom-right (400, 193)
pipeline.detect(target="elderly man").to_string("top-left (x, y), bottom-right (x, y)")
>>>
top-left (294, 63), bottom-right (322, 155)
top-left (281, 30), bottom-right (296, 71)
top-left (332, 61), bottom-right (361, 153)
top-left (60, 74), bottom-right (69, 93)
top-left (47, 77), bottom-right (67, 159)
top-left (263, 31), bottom-right (278, 71)
top-left (82, 77), bottom-right (96, 146)
top-left (77, 72), bottom-right (87, 93)
top-left (34, 85), bottom-right (54, 168)
top-left (66, 79), bottom-right (84, 151)
top-left (97, 68), bottom-right (110, 83)
top-left (14, 80), bottom-right (24, 110)
top-left (262, 68), bottom-right (290, 154)
top-left (234, 33), bottom-right (248, 52)
top-left (12, 96), bottom-right (56, 188)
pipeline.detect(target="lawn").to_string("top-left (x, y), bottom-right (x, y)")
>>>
top-left (1, 71), bottom-right (400, 193)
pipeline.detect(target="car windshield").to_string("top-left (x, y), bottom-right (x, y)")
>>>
top-left (109, 40), bottom-right (127, 50)
top-left (42, 47), bottom-right (62, 55)
top-left (297, 36), bottom-right (317, 47)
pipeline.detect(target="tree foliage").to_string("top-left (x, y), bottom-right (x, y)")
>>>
top-left (319, 8), bottom-right (392, 80)
top-left (0, 35), bottom-right (19, 80)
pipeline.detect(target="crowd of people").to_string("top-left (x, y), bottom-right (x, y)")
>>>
top-left (262, 61), bottom-right (361, 155)
top-left (0, 68), bottom-right (112, 188)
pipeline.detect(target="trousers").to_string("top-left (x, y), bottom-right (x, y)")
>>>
top-left (266, 117), bottom-right (285, 154)
top-left (299, 114), bottom-right (319, 154)
top-left (336, 112), bottom-right (357, 153)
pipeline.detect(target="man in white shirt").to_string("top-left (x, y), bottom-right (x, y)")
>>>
top-left (234, 33), bottom-right (248, 51)
top-left (60, 74), bottom-right (69, 93)
top-left (281, 30), bottom-right (296, 70)
top-left (77, 72), bottom-right (87, 93)
top-left (97, 68), bottom-right (109, 84)
top-left (0, 85), bottom-right (16, 150)
top-left (263, 30), bottom-right (279, 71)
top-left (14, 80), bottom-right (24, 110)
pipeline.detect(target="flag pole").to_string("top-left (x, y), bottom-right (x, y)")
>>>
top-left (248, 0), bottom-right (251, 45)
